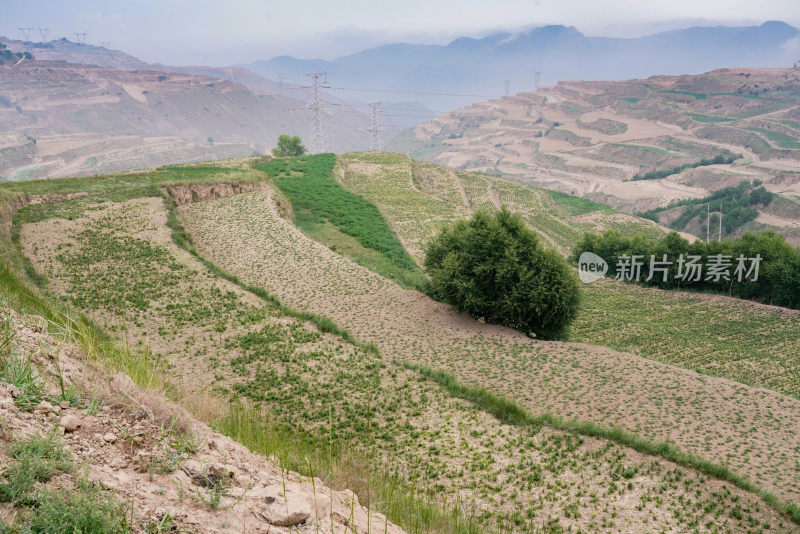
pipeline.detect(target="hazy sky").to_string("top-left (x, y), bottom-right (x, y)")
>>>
top-left (3, 0), bottom-right (799, 65)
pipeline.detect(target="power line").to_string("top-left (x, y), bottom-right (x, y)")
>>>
top-left (333, 86), bottom-right (503, 98)
top-left (303, 72), bottom-right (330, 154)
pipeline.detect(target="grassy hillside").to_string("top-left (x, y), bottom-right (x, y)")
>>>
top-left (258, 154), bottom-right (428, 290)
top-left (338, 152), bottom-right (663, 256)
top-left (336, 153), bottom-right (800, 395)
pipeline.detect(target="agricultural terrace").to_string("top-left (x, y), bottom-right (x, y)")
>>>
top-left (337, 153), bottom-right (800, 397)
top-left (12, 187), bottom-right (792, 532)
top-left (338, 152), bottom-right (664, 257)
top-left (258, 154), bottom-right (427, 290)
top-left (574, 280), bottom-right (800, 397)
top-left (178, 183), bottom-right (800, 508)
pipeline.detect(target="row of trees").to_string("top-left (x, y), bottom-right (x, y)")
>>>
top-left (641, 181), bottom-right (774, 236)
top-left (573, 230), bottom-right (800, 309)
top-left (0, 44), bottom-right (32, 66)
top-left (631, 152), bottom-right (740, 181)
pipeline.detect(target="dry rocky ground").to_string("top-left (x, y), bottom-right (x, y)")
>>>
top-left (0, 306), bottom-right (404, 533)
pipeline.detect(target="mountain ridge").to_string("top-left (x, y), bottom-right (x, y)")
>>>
top-left (245, 21), bottom-right (800, 110)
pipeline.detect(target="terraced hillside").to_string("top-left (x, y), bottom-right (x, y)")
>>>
top-left (12, 164), bottom-right (799, 532)
top-left (389, 66), bottom-right (800, 244)
top-left (177, 176), bottom-right (800, 514)
top-left (338, 152), bottom-right (664, 255)
top-left (337, 152), bottom-right (800, 397)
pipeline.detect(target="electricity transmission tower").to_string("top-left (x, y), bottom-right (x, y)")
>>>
top-left (368, 102), bottom-right (383, 151)
top-left (18, 27), bottom-right (34, 40)
top-left (38, 28), bottom-right (49, 41)
top-left (303, 73), bottom-right (330, 154)
top-left (278, 73), bottom-right (284, 94)
top-left (100, 41), bottom-right (112, 49)
top-left (534, 70), bottom-right (541, 91)
top-left (74, 33), bottom-right (88, 44)
top-left (504, 80), bottom-right (510, 96)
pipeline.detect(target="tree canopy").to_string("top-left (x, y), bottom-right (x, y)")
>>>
top-left (573, 229), bottom-right (800, 309)
top-left (271, 135), bottom-right (307, 157)
top-left (425, 208), bottom-right (581, 339)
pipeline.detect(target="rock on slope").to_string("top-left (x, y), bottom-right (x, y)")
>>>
top-left (0, 306), bottom-right (404, 533)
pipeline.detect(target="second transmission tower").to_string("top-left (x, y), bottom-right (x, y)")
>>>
top-left (368, 102), bottom-right (383, 151)
top-left (304, 73), bottom-right (330, 154)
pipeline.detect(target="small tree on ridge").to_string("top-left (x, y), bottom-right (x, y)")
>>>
top-left (272, 135), bottom-right (307, 157)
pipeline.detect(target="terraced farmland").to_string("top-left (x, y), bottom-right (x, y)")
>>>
top-left (338, 152), bottom-right (662, 256)
top-left (574, 280), bottom-right (800, 397)
top-left (336, 153), bottom-right (800, 398)
top-left (178, 185), bottom-right (800, 512)
top-left (17, 190), bottom-right (796, 532)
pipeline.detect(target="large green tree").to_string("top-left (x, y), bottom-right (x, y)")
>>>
top-left (425, 207), bottom-right (581, 339)
top-left (271, 135), bottom-right (307, 157)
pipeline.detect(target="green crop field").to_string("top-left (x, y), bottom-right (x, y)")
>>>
top-left (574, 280), bottom-right (800, 397)
top-left (259, 154), bottom-right (428, 290)
top-left (178, 181), bottom-right (800, 518)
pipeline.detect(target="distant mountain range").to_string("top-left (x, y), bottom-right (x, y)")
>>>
top-left (245, 21), bottom-right (800, 110)
top-left (0, 39), bottom-right (387, 180)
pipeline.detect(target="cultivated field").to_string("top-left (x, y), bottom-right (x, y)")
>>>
top-left (17, 191), bottom-right (796, 532)
top-left (178, 186), bottom-right (800, 511)
top-left (338, 152), bottom-right (663, 256)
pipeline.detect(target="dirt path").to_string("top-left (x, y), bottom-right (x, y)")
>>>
top-left (452, 171), bottom-right (471, 208)
top-left (180, 189), bottom-right (800, 507)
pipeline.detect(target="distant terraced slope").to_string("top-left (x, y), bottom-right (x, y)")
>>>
top-left (389, 66), bottom-right (800, 242)
top-left (338, 152), bottom-right (664, 255)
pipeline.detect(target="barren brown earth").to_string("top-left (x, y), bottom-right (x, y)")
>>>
top-left (179, 188), bottom-right (800, 509)
top-left (0, 59), bottom-right (375, 180)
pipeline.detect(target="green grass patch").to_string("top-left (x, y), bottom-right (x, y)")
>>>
top-left (259, 154), bottom-right (428, 290)
top-left (659, 90), bottom-right (707, 99)
top-left (612, 143), bottom-right (672, 154)
top-left (746, 128), bottom-right (800, 150)
top-left (546, 189), bottom-right (612, 216)
top-left (631, 151), bottom-right (741, 181)
top-left (687, 113), bottom-right (736, 123)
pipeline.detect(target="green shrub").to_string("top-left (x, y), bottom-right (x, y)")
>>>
top-left (25, 481), bottom-right (127, 534)
top-left (271, 134), bottom-right (307, 157)
top-left (0, 433), bottom-right (72, 504)
top-left (425, 208), bottom-right (581, 339)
